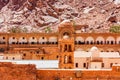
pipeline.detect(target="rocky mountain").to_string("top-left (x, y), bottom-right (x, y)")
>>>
top-left (0, 0), bottom-right (120, 33)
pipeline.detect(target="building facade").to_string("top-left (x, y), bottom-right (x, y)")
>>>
top-left (0, 20), bottom-right (120, 69)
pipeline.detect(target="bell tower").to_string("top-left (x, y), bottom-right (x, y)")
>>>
top-left (58, 20), bottom-right (75, 69)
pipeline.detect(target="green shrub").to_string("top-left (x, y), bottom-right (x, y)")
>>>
top-left (109, 26), bottom-right (120, 33)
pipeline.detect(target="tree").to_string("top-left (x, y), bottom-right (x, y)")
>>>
top-left (109, 26), bottom-right (120, 33)
top-left (45, 27), bottom-right (52, 33)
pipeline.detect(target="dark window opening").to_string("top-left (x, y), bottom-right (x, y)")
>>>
top-left (83, 63), bottom-right (86, 68)
top-left (111, 41), bottom-right (114, 44)
top-left (76, 63), bottom-right (78, 68)
top-left (75, 41), bottom-right (77, 44)
top-left (13, 37), bottom-right (15, 39)
top-left (55, 42), bottom-right (58, 44)
top-left (42, 37), bottom-right (44, 39)
top-left (68, 56), bottom-right (72, 63)
top-left (42, 42), bottom-right (45, 44)
top-left (102, 63), bottom-right (104, 68)
top-left (52, 42), bottom-right (54, 44)
top-left (36, 51), bottom-right (39, 54)
top-left (41, 57), bottom-right (44, 60)
top-left (0, 48), bottom-right (5, 52)
top-left (23, 37), bottom-right (25, 39)
top-left (31, 42), bottom-right (35, 44)
top-left (90, 41), bottom-right (94, 44)
top-left (19, 43), bottom-right (21, 44)
top-left (63, 32), bottom-right (69, 36)
top-left (56, 55), bottom-right (59, 58)
top-left (3, 37), bottom-right (5, 39)
top-left (32, 37), bottom-right (35, 39)
top-left (110, 63), bottom-right (113, 67)
top-left (107, 41), bottom-right (109, 44)
top-left (100, 41), bottom-right (103, 44)
top-left (64, 44), bottom-right (67, 52)
top-left (86, 41), bottom-right (89, 44)
top-left (69, 45), bottom-right (72, 52)
top-left (96, 41), bottom-right (99, 44)
top-left (22, 42), bottom-right (25, 44)
top-left (119, 41), bottom-right (120, 44)
top-left (12, 57), bottom-right (15, 60)
top-left (12, 42), bottom-right (15, 44)
top-left (23, 54), bottom-right (26, 56)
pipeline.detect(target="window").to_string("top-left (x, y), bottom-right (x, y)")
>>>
top-left (12, 57), bottom-right (15, 60)
top-left (3, 37), bottom-right (5, 39)
top-left (96, 41), bottom-right (99, 44)
top-left (13, 37), bottom-right (15, 39)
top-left (83, 63), bottom-right (86, 68)
top-left (23, 54), bottom-right (26, 56)
top-left (56, 55), bottom-right (59, 58)
top-left (76, 63), bottom-right (78, 68)
top-left (111, 41), bottom-right (114, 44)
top-left (42, 37), bottom-right (44, 39)
top-left (32, 37), bottom-right (35, 39)
top-left (41, 57), bottom-right (44, 60)
top-left (110, 63), bottom-right (113, 67)
top-left (69, 45), bottom-right (72, 52)
top-left (86, 41), bottom-right (89, 44)
top-left (23, 37), bottom-right (25, 39)
top-left (107, 41), bottom-right (109, 44)
top-left (102, 63), bottom-right (104, 68)
top-left (100, 41), bottom-right (103, 44)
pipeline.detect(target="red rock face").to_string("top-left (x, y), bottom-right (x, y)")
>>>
top-left (0, 0), bottom-right (9, 9)
top-left (0, 0), bottom-right (120, 33)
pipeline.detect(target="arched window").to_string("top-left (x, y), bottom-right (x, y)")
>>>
top-left (29, 37), bottom-right (37, 44)
top-left (48, 37), bottom-right (57, 44)
top-left (106, 36), bottom-right (115, 44)
top-left (75, 37), bottom-right (84, 45)
top-left (18, 37), bottom-right (27, 44)
top-left (96, 36), bottom-right (105, 45)
top-left (116, 37), bottom-right (120, 44)
top-left (9, 37), bottom-right (17, 44)
top-left (68, 56), bottom-right (72, 63)
top-left (39, 37), bottom-right (47, 44)
top-left (85, 37), bottom-right (94, 45)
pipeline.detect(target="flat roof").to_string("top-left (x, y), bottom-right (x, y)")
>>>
top-left (0, 60), bottom-right (59, 69)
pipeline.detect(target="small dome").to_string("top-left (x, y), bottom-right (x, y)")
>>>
top-left (90, 46), bottom-right (98, 52)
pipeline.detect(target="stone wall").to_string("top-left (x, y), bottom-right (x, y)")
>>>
top-left (37, 66), bottom-right (120, 80)
top-left (0, 62), bottom-right (37, 80)
top-left (0, 62), bottom-right (120, 80)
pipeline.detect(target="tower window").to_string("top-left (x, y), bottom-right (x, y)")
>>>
top-left (23, 37), bottom-right (25, 39)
